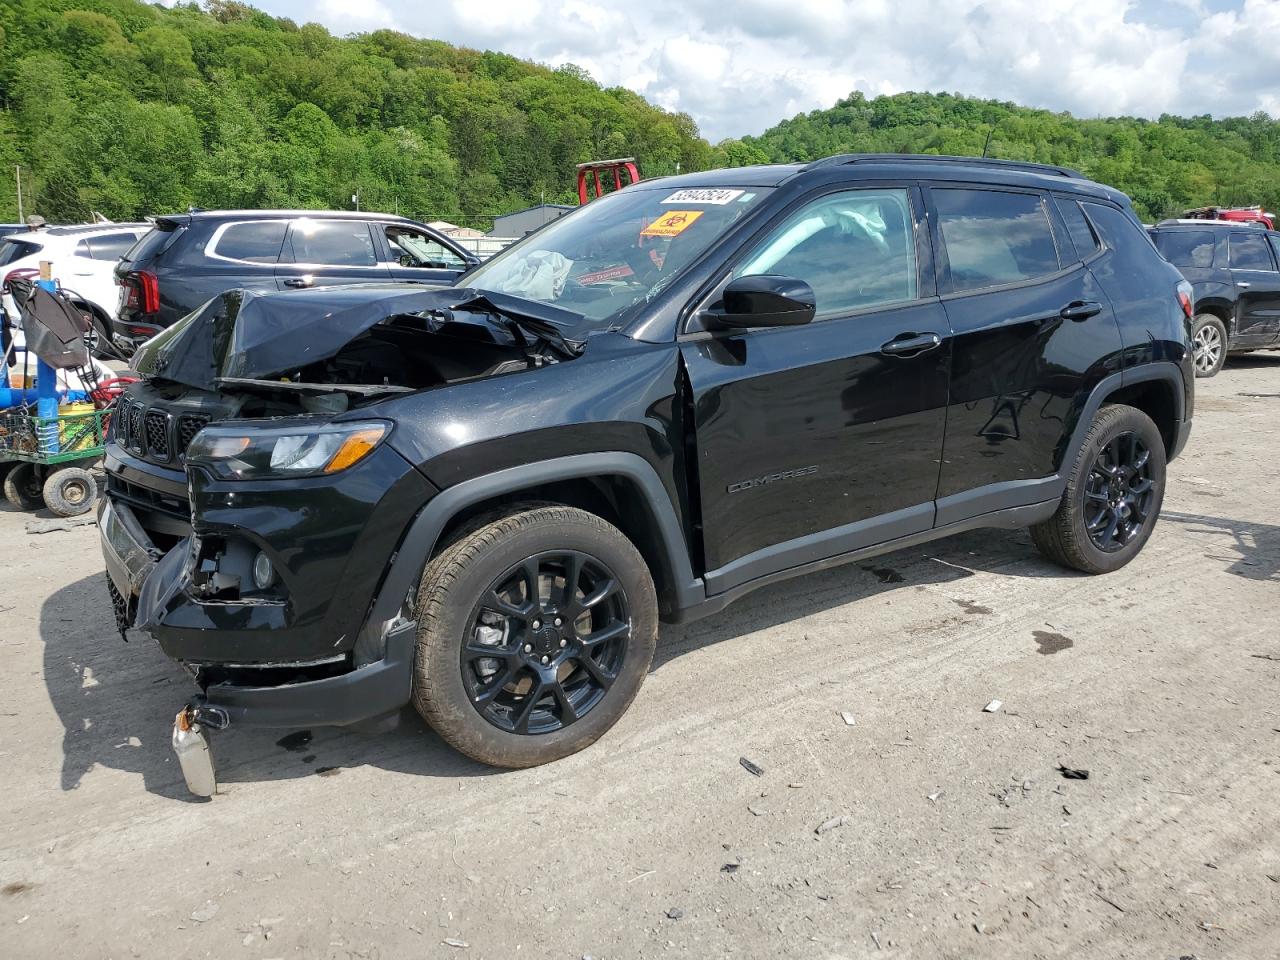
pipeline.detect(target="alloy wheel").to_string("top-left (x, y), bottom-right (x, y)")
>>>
top-left (461, 550), bottom-right (631, 735)
top-left (1193, 323), bottom-right (1222, 374)
top-left (1083, 431), bottom-right (1156, 552)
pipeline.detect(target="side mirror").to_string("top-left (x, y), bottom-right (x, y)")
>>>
top-left (704, 275), bottom-right (816, 329)
top-left (398, 253), bottom-right (417, 268)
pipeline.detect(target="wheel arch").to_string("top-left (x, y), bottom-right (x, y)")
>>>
top-left (357, 454), bottom-right (702, 663)
top-left (1090, 364), bottom-right (1185, 460)
top-left (1193, 298), bottom-right (1233, 334)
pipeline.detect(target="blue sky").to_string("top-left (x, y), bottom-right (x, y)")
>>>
top-left (230, 0), bottom-right (1279, 141)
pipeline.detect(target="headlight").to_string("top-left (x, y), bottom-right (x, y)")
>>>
top-left (186, 420), bottom-right (388, 480)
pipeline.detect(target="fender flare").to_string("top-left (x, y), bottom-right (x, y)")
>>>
top-left (355, 452), bottom-right (702, 661)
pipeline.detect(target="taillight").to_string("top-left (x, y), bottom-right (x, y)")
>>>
top-left (1176, 280), bottom-right (1194, 319)
top-left (123, 270), bottom-right (160, 314)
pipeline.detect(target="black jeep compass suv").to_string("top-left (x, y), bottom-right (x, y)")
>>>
top-left (98, 155), bottom-right (1194, 793)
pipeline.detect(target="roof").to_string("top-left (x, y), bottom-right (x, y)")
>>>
top-left (175, 209), bottom-right (415, 223)
top-left (43, 222), bottom-right (150, 236)
top-left (630, 153), bottom-right (1119, 200)
top-left (1154, 219), bottom-right (1276, 231)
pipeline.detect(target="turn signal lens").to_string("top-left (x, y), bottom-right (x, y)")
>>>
top-left (323, 427), bottom-right (386, 473)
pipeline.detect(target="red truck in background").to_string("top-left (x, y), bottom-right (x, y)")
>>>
top-left (1182, 205), bottom-right (1275, 229)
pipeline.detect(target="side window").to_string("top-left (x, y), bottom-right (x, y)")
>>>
top-left (1153, 230), bottom-right (1215, 269)
top-left (212, 221), bottom-right (288, 264)
top-left (86, 232), bottom-right (145, 261)
top-left (1270, 236), bottom-right (1280, 267)
top-left (734, 188), bottom-right (918, 320)
top-left (283, 219), bottom-right (377, 267)
top-left (934, 188), bottom-right (1060, 293)
top-left (385, 227), bottom-right (467, 269)
top-left (1056, 198), bottom-right (1101, 261)
top-left (1229, 232), bottom-right (1276, 271)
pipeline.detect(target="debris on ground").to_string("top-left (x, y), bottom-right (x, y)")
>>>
top-left (1056, 764), bottom-right (1090, 780)
top-left (1250, 653), bottom-right (1280, 662)
top-left (666, 907), bottom-right (684, 920)
top-left (190, 902), bottom-right (219, 922)
top-left (720, 861), bottom-right (740, 874)
top-left (815, 815), bottom-right (851, 835)
top-left (840, 711), bottom-right (857, 726)
top-left (927, 791), bottom-right (943, 804)
top-left (739, 757), bottom-right (764, 777)
top-left (25, 515), bottom-right (97, 535)
top-left (1197, 920), bottom-right (1225, 932)
top-left (443, 937), bottom-right (469, 948)
top-left (983, 699), bottom-right (1003, 713)
top-left (747, 803), bottom-right (766, 817)
top-left (1095, 891), bottom-right (1125, 913)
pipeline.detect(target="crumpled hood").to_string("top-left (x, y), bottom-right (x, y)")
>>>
top-left (131, 283), bottom-right (585, 392)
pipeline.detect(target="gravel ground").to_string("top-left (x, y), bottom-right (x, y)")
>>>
top-left (1, 357), bottom-right (1278, 960)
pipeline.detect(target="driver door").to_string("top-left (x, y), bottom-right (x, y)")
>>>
top-left (680, 186), bottom-right (952, 594)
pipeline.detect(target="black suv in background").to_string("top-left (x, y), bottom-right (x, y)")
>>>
top-left (1149, 219), bottom-right (1280, 377)
top-left (113, 210), bottom-right (479, 351)
top-left (99, 155), bottom-right (1194, 794)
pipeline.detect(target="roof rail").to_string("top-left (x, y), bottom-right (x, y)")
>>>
top-left (804, 153), bottom-right (1085, 180)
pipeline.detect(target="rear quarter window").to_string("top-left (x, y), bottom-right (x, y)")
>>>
top-left (87, 232), bottom-right (146, 261)
top-left (934, 188), bottom-right (1060, 293)
top-left (1153, 231), bottom-right (1215, 269)
top-left (1056, 198), bottom-right (1102, 260)
top-left (0, 238), bottom-right (42, 266)
top-left (123, 225), bottom-right (183, 265)
top-left (209, 221), bottom-right (288, 264)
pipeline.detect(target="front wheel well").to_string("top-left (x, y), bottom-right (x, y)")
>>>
top-left (1194, 303), bottom-right (1231, 333)
top-left (1099, 379), bottom-right (1179, 457)
top-left (432, 476), bottom-right (682, 619)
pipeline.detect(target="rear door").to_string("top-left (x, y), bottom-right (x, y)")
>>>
top-left (275, 218), bottom-right (391, 291)
top-left (680, 185), bottom-right (951, 593)
top-left (377, 223), bottom-right (474, 285)
top-left (929, 185), bottom-right (1122, 524)
top-left (1229, 231), bottom-right (1280, 345)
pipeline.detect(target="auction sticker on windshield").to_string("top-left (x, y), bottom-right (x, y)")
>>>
top-left (641, 210), bottom-right (704, 237)
top-left (662, 188), bottom-right (744, 205)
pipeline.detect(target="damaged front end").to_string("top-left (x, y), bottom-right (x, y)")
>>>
top-left (99, 283), bottom-right (587, 793)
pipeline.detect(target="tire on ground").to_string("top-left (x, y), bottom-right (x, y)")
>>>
top-left (412, 504), bottom-right (658, 768)
top-left (1192, 313), bottom-right (1227, 378)
top-left (42, 466), bottom-right (98, 517)
top-left (1031, 404), bottom-right (1167, 575)
top-left (3, 462), bottom-right (44, 510)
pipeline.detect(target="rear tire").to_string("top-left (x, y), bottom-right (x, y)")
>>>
top-left (42, 466), bottom-right (98, 517)
top-left (1191, 314), bottom-right (1227, 378)
top-left (412, 505), bottom-right (658, 768)
top-left (3, 462), bottom-right (44, 510)
top-left (1032, 404), bottom-right (1166, 574)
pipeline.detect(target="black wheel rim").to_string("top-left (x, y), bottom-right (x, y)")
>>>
top-left (1083, 431), bottom-right (1155, 553)
top-left (462, 550), bottom-right (630, 735)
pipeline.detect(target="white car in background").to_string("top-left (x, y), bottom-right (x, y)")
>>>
top-left (0, 222), bottom-right (150, 355)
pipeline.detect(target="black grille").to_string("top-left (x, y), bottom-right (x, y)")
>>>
top-left (176, 414), bottom-right (210, 459)
top-left (144, 410), bottom-right (170, 460)
top-left (125, 401), bottom-right (144, 454)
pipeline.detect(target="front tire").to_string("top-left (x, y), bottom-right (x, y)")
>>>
top-left (412, 505), bottom-right (658, 768)
top-left (1191, 314), bottom-right (1227, 378)
top-left (1032, 404), bottom-right (1166, 574)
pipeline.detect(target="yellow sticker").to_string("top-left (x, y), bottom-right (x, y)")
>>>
top-left (641, 209), bottom-right (704, 237)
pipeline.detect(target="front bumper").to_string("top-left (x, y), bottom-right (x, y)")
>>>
top-left (100, 497), bottom-right (415, 729)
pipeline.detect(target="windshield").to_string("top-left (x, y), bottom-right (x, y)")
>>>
top-left (465, 186), bottom-right (771, 327)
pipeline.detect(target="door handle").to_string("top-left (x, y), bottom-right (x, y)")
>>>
top-left (282, 277), bottom-right (313, 288)
top-left (1237, 281), bottom-right (1251, 288)
top-left (1059, 300), bottom-right (1102, 322)
top-left (880, 332), bottom-right (942, 356)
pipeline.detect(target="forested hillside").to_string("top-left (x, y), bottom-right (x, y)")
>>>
top-left (0, 0), bottom-right (712, 226)
top-left (723, 92), bottom-right (1280, 221)
top-left (2, 2), bottom-right (1279, 227)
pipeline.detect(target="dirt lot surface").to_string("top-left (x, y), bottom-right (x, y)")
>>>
top-left (2, 359), bottom-right (1279, 960)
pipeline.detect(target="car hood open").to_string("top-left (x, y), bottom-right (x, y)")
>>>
top-left (131, 283), bottom-right (586, 393)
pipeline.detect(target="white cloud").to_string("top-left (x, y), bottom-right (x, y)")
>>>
top-left (257, 0), bottom-right (1276, 140)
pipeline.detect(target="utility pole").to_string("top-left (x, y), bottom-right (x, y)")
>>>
top-left (352, 188), bottom-right (360, 211)
top-left (15, 165), bottom-right (23, 222)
